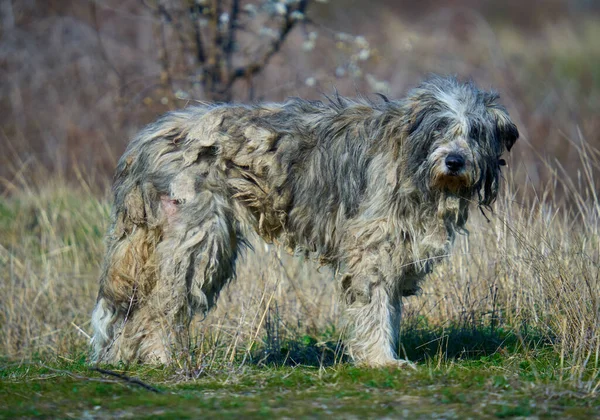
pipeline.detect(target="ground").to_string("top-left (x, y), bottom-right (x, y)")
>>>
top-left (2, 347), bottom-right (599, 419)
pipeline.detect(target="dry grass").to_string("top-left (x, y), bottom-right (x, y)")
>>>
top-left (1, 138), bottom-right (599, 390)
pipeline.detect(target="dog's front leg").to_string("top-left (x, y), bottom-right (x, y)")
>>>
top-left (341, 273), bottom-right (413, 368)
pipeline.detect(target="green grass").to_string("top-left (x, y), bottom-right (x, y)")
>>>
top-left (2, 347), bottom-right (598, 419)
top-left (3, 317), bottom-right (596, 418)
top-left (2, 323), bottom-right (598, 418)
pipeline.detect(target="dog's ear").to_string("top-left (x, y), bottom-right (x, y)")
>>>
top-left (484, 94), bottom-right (519, 152)
top-left (494, 113), bottom-right (519, 152)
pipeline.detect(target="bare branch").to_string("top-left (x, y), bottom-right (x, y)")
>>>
top-left (224, 0), bottom-right (240, 77)
top-left (190, 2), bottom-right (206, 63)
top-left (204, 0), bottom-right (221, 96)
top-left (226, 0), bottom-right (309, 91)
top-left (90, 1), bottom-right (122, 80)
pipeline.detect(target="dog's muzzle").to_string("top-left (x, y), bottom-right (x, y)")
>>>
top-left (430, 151), bottom-right (473, 193)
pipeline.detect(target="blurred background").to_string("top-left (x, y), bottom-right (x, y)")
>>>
top-left (1, 0), bottom-right (599, 191)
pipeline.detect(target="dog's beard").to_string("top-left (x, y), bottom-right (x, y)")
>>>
top-left (429, 164), bottom-right (473, 194)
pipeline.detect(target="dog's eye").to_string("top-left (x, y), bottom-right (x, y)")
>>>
top-left (434, 119), bottom-right (448, 134)
top-left (469, 124), bottom-right (481, 140)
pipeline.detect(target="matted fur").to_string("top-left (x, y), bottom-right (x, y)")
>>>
top-left (91, 76), bottom-right (518, 366)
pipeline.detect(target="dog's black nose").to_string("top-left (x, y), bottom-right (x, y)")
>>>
top-left (445, 154), bottom-right (465, 172)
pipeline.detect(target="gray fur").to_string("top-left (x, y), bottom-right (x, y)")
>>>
top-left (91, 75), bottom-right (518, 366)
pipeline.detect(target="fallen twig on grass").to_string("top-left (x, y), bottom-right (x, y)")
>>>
top-left (90, 367), bottom-right (163, 394)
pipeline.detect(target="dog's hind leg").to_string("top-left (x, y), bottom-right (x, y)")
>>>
top-left (139, 185), bottom-right (240, 362)
top-left (91, 219), bottom-right (162, 364)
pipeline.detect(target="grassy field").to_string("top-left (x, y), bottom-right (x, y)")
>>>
top-left (2, 353), bottom-right (598, 418)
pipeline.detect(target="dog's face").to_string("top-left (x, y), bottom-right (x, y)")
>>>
top-left (403, 77), bottom-right (518, 205)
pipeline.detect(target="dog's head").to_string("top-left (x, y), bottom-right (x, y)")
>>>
top-left (402, 76), bottom-right (518, 206)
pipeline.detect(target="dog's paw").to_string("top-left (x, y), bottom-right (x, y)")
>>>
top-left (372, 358), bottom-right (417, 370)
top-left (393, 359), bottom-right (417, 370)
top-left (359, 357), bottom-right (417, 370)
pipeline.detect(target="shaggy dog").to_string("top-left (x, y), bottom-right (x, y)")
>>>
top-left (91, 76), bottom-right (518, 366)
